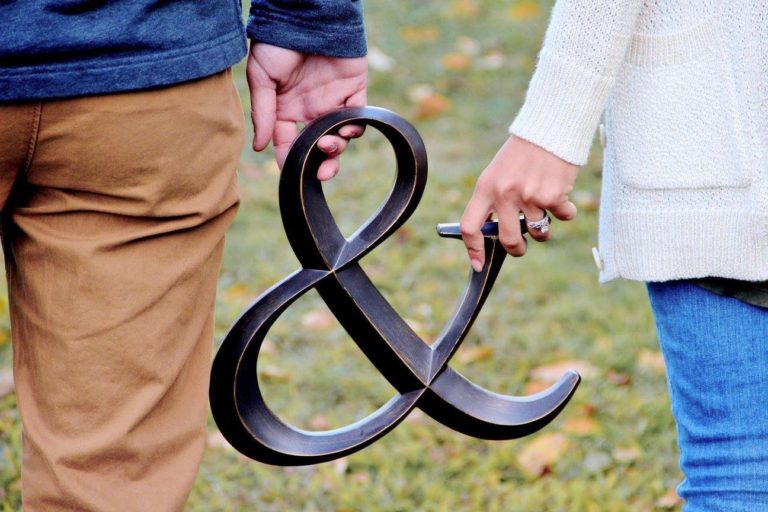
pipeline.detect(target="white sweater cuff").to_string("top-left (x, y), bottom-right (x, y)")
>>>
top-left (509, 51), bottom-right (614, 166)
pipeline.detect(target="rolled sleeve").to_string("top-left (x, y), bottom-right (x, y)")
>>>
top-left (247, 0), bottom-right (366, 57)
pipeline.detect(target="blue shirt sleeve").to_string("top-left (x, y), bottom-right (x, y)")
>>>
top-left (247, 0), bottom-right (367, 58)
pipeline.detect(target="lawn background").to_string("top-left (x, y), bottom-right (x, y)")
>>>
top-left (0, 1), bottom-right (683, 510)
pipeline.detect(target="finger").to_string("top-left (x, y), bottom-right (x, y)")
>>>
top-left (316, 135), bottom-right (349, 180)
top-left (272, 119), bottom-right (298, 168)
top-left (250, 89), bottom-right (278, 152)
top-left (339, 124), bottom-right (366, 139)
top-left (317, 158), bottom-right (340, 181)
top-left (549, 200), bottom-right (578, 221)
top-left (497, 201), bottom-right (528, 257)
top-left (339, 89), bottom-right (367, 139)
top-left (459, 194), bottom-right (493, 272)
top-left (522, 207), bottom-right (551, 242)
top-left (317, 134), bottom-right (348, 156)
top-left (345, 87), bottom-right (367, 108)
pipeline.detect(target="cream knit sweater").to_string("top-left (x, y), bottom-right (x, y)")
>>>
top-left (510, 0), bottom-right (768, 282)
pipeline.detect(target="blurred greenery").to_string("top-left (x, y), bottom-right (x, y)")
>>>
top-left (0, 0), bottom-right (683, 510)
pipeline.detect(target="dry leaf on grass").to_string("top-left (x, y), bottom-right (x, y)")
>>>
top-left (260, 365), bottom-right (291, 382)
top-left (449, 0), bottom-right (479, 18)
top-left (656, 487), bottom-right (682, 509)
top-left (414, 92), bottom-right (453, 120)
top-left (607, 370), bottom-right (632, 386)
top-left (309, 414), bottom-right (330, 430)
top-left (301, 309), bottom-right (335, 330)
top-left (638, 349), bottom-right (666, 374)
top-left (400, 26), bottom-right (439, 45)
top-left (442, 52), bottom-right (472, 71)
top-left (333, 457), bottom-right (349, 475)
top-left (508, 0), bottom-right (541, 20)
top-left (517, 433), bottom-right (569, 478)
top-left (524, 380), bottom-right (552, 394)
top-left (367, 46), bottom-right (395, 72)
top-left (456, 345), bottom-right (494, 364)
top-left (562, 417), bottom-right (600, 436)
top-left (530, 360), bottom-right (599, 382)
top-left (612, 446), bottom-right (642, 463)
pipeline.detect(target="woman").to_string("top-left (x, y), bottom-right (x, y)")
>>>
top-left (460, 1), bottom-right (768, 509)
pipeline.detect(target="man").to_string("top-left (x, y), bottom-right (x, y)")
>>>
top-left (0, 1), bottom-right (368, 510)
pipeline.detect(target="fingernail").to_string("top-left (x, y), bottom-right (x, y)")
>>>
top-left (471, 259), bottom-right (483, 272)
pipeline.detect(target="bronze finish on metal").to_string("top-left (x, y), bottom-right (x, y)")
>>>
top-left (209, 106), bottom-right (581, 466)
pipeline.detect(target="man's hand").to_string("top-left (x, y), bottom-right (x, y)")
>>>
top-left (247, 42), bottom-right (368, 180)
top-left (460, 135), bottom-right (579, 271)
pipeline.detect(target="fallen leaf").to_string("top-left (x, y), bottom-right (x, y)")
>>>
top-left (524, 380), bottom-right (552, 394)
top-left (448, 0), bottom-right (479, 18)
top-left (333, 457), bottom-right (349, 475)
top-left (563, 417), bottom-right (600, 436)
top-left (404, 408), bottom-right (425, 424)
top-left (456, 345), bottom-right (494, 364)
top-left (455, 36), bottom-right (480, 56)
top-left (405, 318), bottom-right (434, 342)
top-left (395, 226), bottom-right (414, 244)
top-left (301, 309), bottom-right (335, 330)
top-left (607, 371), bottom-right (632, 386)
top-left (530, 360), bottom-right (598, 382)
top-left (477, 51), bottom-right (505, 70)
top-left (261, 338), bottom-right (278, 355)
top-left (444, 189), bottom-right (463, 204)
top-left (400, 26), bottom-right (439, 45)
top-left (638, 349), bottom-right (666, 374)
top-left (442, 52), bottom-right (472, 71)
top-left (367, 46), bottom-right (395, 72)
top-left (612, 446), bottom-right (642, 463)
top-left (656, 487), bottom-right (682, 509)
top-left (414, 92), bottom-right (453, 120)
top-left (350, 471), bottom-right (371, 485)
top-left (508, 0), bottom-right (541, 20)
top-left (579, 403), bottom-right (599, 417)
top-left (517, 433), bottom-right (569, 478)
top-left (407, 83), bottom-right (435, 103)
top-left (310, 414), bottom-right (330, 430)
top-left (260, 365), bottom-right (291, 382)
top-left (222, 282), bottom-right (251, 303)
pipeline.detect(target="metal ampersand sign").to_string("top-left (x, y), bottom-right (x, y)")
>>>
top-left (209, 106), bottom-right (581, 466)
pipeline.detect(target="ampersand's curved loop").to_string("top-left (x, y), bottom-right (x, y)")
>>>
top-left (210, 106), bottom-right (581, 466)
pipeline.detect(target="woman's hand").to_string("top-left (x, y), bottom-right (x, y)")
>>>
top-left (460, 135), bottom-right (580, 271)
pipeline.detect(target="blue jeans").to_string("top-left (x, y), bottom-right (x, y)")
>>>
top-left (647, 281), bottom-right (768, 511)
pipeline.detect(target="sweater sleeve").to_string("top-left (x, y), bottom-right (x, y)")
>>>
top-left (247, 0), bottom-right (366, 58)
top-left (509, 0), bottom-right (645, 165)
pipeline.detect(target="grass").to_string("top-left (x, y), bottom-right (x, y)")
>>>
top-left (0, 1), bottom-right (682, 510)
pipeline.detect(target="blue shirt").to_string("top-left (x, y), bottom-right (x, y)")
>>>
top-left (0, 0), bottom-right (366, 101)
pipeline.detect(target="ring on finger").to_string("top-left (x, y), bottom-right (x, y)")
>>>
top-left (525, 213), bottom-right (551, 234)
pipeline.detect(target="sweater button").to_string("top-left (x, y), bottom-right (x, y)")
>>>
top-left (599, 124), bottom-right (607, 148)
top-left (591, 247), bottom-right (604, 271)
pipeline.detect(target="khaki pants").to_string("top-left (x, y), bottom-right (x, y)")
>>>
top-left (0, 71), bottom-right (243, 511)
